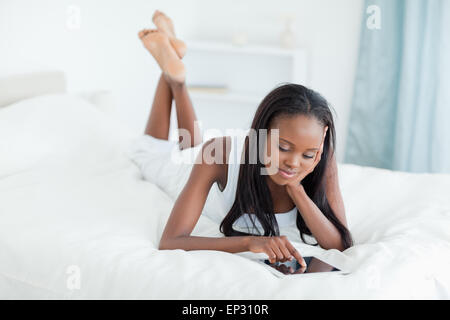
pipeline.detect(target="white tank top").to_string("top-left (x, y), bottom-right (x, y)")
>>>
top-left (218, 130), bottom-right (298, 233)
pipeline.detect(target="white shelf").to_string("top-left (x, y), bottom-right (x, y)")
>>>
top-left (188, 90), bottom-right (262, 104)
top-left (186, 40), bottom-right (304, 57)
top-left (181, 40), bottom-right (308, 132)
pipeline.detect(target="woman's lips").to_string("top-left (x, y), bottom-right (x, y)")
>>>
top-left (278, 168), bottom-right (297, 179)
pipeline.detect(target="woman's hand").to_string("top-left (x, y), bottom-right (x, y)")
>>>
top-left (285, 127), bottom-right (328, 196)
top-left (246, 235), bottom-right (306, 266)
top-left (273, 263), bottom-right (307, 275)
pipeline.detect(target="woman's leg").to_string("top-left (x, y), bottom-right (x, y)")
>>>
top-left (169, 79), bottom-right (203, 150)
top-left (143, 73), bottom-right (202, 150)
top-left (144, 73), bottom-right (173, 140)
top-left (140, 10), bottom-right (201, 150)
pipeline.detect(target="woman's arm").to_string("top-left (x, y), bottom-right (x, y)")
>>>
top-left (159, 146), bottom-right (251, 252)
top-left (288, 183), bottom-right (345, 251)
top-left (324, 151), bottom-right (348, 228)
top-left (159, 137), bottom-right (235, 250)
top-left (286, 149), bottom-right (348, 251)
top-left (160, 136), bottom-right (253, 254)
top-left (159, 137), bottom-right (305, 264)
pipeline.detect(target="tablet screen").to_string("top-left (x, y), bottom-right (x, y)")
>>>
top-left (262, 256), bottom-right (340, 275)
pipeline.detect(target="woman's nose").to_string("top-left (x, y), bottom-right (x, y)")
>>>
top-left (285, 154), bottom-right (302, 170)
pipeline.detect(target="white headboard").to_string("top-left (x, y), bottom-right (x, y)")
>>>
top-left (0, 71), bottom-right (66, 109)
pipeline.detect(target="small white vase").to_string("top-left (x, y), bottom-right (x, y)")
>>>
top-left (280, 18), bottom-right (296, 49)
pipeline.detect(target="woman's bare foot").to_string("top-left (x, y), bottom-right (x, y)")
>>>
top-left (138, 29), bottom-right (185, 84)
top-left (152, 10), bottom-right (175, 38)
top-left (139, 28), bottom-right (186, 60)
top-left (152, 10), bottom-right (187, 59)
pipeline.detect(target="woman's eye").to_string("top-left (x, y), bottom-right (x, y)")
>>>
top-left (303, 155), bottom-right (314, 159)
top-left (278, 146), bottom-right (289, 152)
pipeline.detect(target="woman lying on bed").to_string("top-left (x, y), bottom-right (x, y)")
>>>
top-left (134, 10), bottom-right (353, 267)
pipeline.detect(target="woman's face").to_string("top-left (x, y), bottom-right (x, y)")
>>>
top-left (263, 114), bottom-right (325, 186)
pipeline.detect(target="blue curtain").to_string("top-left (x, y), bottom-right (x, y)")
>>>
top-left (345, 0), bottom-right (450, 173)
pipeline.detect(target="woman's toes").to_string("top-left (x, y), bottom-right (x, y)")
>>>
top-left (138, 28), bottom-right (157, 40)
top-left (152, 10), bottom-right (163, 22)
top-left (152, 9), bottom-right (175, 38)
top-left (138, 29), bottom-right (148, 39)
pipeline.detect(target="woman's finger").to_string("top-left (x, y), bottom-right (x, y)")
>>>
top-left (285, 240), bottom-right (306, 267)
top-left (275, 264), bottom-right (293, 274)
top-left (277, 236), bottom-right (293, 261)
top-left (270, 241), bottom-right (285, 262)
top-left (265, 247), bottom-right (277, 264)
top-left (294, 265), bottom-right (307, 274)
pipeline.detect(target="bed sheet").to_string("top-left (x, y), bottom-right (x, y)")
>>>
top-left (1, 94), bottom-right (449, 299)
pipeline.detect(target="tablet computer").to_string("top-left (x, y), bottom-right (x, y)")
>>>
top-left (259, 256), bottom-right (348, 276)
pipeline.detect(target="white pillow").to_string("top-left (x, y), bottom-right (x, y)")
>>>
top-left (0, 93), bottom-right (132, 177)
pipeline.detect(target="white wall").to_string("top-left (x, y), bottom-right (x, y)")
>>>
top-left (0, 0), bottom-right (363, 161)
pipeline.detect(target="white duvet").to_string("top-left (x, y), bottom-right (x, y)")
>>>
top-left (1, 94), bottom-right (449, 299)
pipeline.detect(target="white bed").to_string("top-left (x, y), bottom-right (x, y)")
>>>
top-left (1, 72), bottom-right (449, 299)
